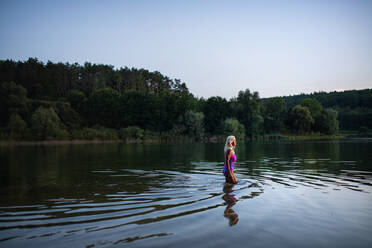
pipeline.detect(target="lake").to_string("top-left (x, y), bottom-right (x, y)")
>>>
top-left (0, 139), bottom-right (371, 248)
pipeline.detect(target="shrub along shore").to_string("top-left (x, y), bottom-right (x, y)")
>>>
top-left (0, 132), bottom-right (349, 147)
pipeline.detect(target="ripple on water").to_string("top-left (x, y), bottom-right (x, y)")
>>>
top-left (0, 167), bottom-right (264, 246)
top-left (1, 156), bottom-right (371, 247)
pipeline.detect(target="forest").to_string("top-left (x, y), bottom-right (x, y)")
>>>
top-left (1, 58), bottom-right (371, 142)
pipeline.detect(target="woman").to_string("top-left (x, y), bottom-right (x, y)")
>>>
top-left (223, 135), bottom-right (237, 184)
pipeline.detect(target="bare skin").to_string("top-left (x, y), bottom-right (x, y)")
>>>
top-left (224, 139), bottom-right (237, 184)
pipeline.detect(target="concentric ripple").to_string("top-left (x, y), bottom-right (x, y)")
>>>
top-left (0, 167), bottom-right (263, 247)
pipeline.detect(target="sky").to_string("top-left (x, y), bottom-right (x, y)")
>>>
top-left (0, 0), bottom-right (371, 99)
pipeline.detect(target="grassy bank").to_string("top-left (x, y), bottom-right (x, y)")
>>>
top-left (339, 130), bottom-right (372, 138)
top-left (0, 140), bottom-right (122, 146)
top-left (0, 135), bottom-right (196, 146)
top-left (2, 132), bottom-right (364, 147)
top-left (261, 133), bottom-right (345, 140)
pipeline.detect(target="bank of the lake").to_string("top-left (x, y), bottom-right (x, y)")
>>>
top-left (0, 133), bottom-right (349, 146)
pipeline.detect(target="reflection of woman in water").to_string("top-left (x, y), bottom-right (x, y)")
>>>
top-left (223, 135), bottom-right (237, 184)
top-left (222, 183), bottom-right (239, 226)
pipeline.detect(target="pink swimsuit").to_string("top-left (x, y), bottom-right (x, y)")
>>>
top-left (223, 154), bottom-right (236, 175)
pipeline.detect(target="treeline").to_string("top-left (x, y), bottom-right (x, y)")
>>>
top-left (273, 89), bottom-right (372, 130)
top-left (0, 58), bottom-right (367, 142)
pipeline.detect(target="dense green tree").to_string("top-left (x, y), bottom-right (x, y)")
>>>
top-left (336, 107), bottom-right (372, 130)
top-left (0, 81), bottom-right (30, 126)
top-left (222, 118), bottom-right (245, 140)
top-left (0, 59), bottom-right (190, 102)
top-left (156, 92), bottom-right (179, 131)
top-left (234, 89), bottom-right (263, 138)
top-left (263, 97), bottom-right (286, 133)
top-left (183, 110), bottom-right (205, 140)
top-left (30, 107), bottom-right (61, 140)
top-left (67, 89), bottom-right (86, 112)
top-left (301, 98), bottom-right (323, 119)
top-left (15, 58), bottom-right (45, 98)
top-left (202, 96), bottom-right (231, 135)
top-left (54, 102), bottom-right (83, 129)
top-left (118, 90), bottom-right (157, 130)
top-left (316, 109), bottom-right (339, 135)
top-left (359, 126), bottom-right (369, 134)
top-left (8, 113), bottom-right (29, 140)
top-left (301, 98), bottom-right (324, 131)
top-left (120, 126), bottom-right (144, 141)
top-left (84, 88), bottom-right (121, 128)
top-left (287, 105), bottom-right (314, 134)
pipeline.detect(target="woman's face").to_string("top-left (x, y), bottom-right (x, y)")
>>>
top-left (232, 138), bottom-right (237, 147)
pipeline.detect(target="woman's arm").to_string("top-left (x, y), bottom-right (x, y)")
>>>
top-left (226, 149), bottom-right (233, 173)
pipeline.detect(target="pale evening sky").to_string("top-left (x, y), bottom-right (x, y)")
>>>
top-left (0, 0), bottom-right (371, 99)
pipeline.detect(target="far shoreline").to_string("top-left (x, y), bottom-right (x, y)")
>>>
top-left (0, 134), bottom-right (356, 146)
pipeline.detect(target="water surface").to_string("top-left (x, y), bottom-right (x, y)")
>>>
top-left (0, 139), bottom-right (371, 247)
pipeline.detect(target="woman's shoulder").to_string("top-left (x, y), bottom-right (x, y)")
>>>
top-left (225, 147), bottom-right (235, 155)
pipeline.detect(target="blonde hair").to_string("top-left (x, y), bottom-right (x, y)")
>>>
top-left (224, 135), bottom-right (236, 154)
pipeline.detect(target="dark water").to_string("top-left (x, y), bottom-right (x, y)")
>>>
top-left (0, 139), bottom-right (371, 248)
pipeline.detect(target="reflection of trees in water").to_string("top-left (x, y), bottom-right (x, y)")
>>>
top-left (222, 183), bottom-right (239, 226)
top-left (238, 140), bottom-right (346, 178)
top-left (239, 140), bottom-right (342, 167)
top-left (236, 140), bottom-right (372, 192)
